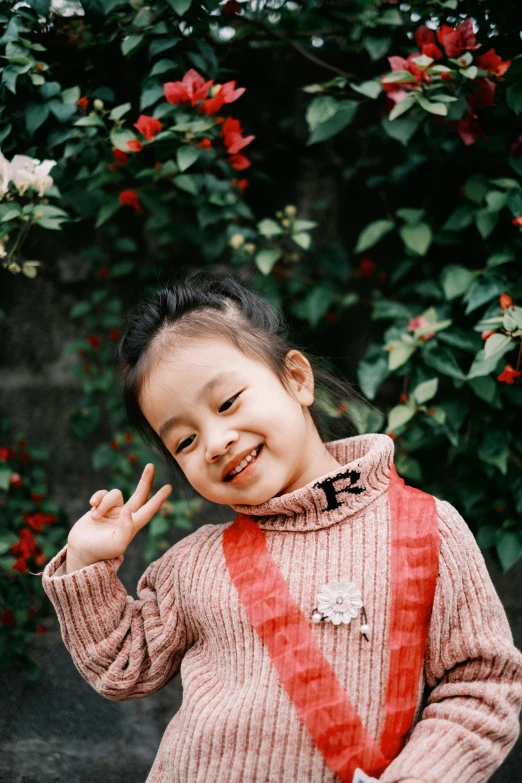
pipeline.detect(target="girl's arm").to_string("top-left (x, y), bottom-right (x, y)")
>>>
top-left (379, 499), bottom-right (522, 783)
top-left (42, 534), bottom-right (196, 702)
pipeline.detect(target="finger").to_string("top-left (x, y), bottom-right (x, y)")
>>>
top-left (126, 463), bottom-right (157, 512)
top-left (131, 484), bottom-right (173, 532)
top-left (91, 488), bottom-right (124, 519)
top-left (90, 489), bottom-right (108, 506)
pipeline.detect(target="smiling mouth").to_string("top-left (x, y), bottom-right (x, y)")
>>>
top-left (223, 444), bottom-right (263, 482)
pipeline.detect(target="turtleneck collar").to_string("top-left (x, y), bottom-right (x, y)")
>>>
top-left (230, 433), bottom-right (395, 532)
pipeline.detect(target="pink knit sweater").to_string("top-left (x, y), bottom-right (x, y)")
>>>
top-left (42, 433), bottom-right (522, 783)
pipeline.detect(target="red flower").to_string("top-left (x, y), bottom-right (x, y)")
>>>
top-left (199, 80), bottom-right (246, 116)
top-left (510, 135), bottom-right (522, 156)
top-left (236, 178), bottom-right (249, 192)
top-left (87, 335), bottom-right (100, 350)
top-left (354, 258), bottom-right (376, 278)
top-left (229, 154), bottom-right (251, 170)
top-left (134, 114), bottom-right (163, 141)
top-left (36, 624), bottom-right (47, 635)
top-left (10, 473), bottom-right (22, 488)
top-left (469, 78), bottom-right (496, 110)
top-left (476, 48), bottom-right (511, 78)
top-left (23, 512), bottom-right (57, 532)
top-left (440, 71), bottom-right (453, 82)
top-left (82, 362), bottom-right (91, 372)
top-left (414, 26), bottom-right (443, 61)
top-left (0, 446), bottom-right (15, 462)
top-left (110, 440), bottom-right (120, 449)
top-left (112, 148), bottom-right (128, 166)
top-left (109, 328), bottom-right (120, 341)
top-left (436, 19), bottom-right (480, 58)
top-left (222, 0), bottom-right (241, 13)
top-left (456, 113), bottom-right (488, 146)
top-left (199, 138), bottom-right (212, 149)
top-left (499, 293), bottom-right (513, 310)
top-left (124, 432), bottom-right (133, 442)
top-left (34, 553), bottom-right (47, 566)
top-left (512, 216), bottom-right (522, 227)
top-left (77, 96), bottom-right (89, 111)
top-left (221, 117), bottom-right (255, 155)
top-left (497, 364), bottom-right (522, 384)
top-left (12, 557), bottom-right (28, 573)
top-left (11, 528), bottom-right (39, 560)
top-left (31, 493), bottom-right (43, 504)
top-left (99, 266), bottom-right (110, 279)
top-left (126, 139), bottom-right (143, 153)
top-left (128, 453), bottom-right (138, 463)
top-left (382, 53), bottom-right (432, 96)
top-left (119, 190), bottom-right (144, 215)
top-left (163, 68), bottom-right (214, 107)
top-left (407, 315), bottom-right (435, 341)
top-left (481, 330), bottom-right (496, 340)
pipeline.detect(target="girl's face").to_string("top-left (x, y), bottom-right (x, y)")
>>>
top-left (139, 335), bottom-right (340, 506)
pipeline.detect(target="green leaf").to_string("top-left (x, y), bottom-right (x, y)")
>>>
top-left (70, 301), bottom-right (92, 318)
top-left (74, 116), bottom-right (105, 128)
top-left (354, 219), bottom-right (394, 253)
top-left (167, 0), bottom-right (193, 15)
top-left (507, 84), bottom-right (522, 115)
top-left (349, 80), bottom-right (382, 99)
top-left (467, 342), bottom-right (513, 379)
top-left (496, 530), bottom-right (522, 572)
top-left (110, 128), bottom-right (136, 151)
top-left (382, 71), bottom-right (417, 84)
top-left (416, 94), bottom-right (447, 116)
top-left (150, 58), bottom-right (177, 76)
top-left (140, 83), bottom-right (164, 111)
top-left (110, 261), bottom-right (135, 278)
top-left (62, 85), bottom-right (80, 104)
top-left (0, 531), bottom-right (18, 555)
top-left (363, 35), bottom-right (392, 62)
top-left (475, 209), bottom-right (499, 239)
top-left (463, 276), bottom-right (506, 315)
top-left (255, 248), bottom-right (281, 275)
top-left (399, 223), bottom-right (432, 255)
top-left (258, 218), bottom-right (283, 238)
top-left (293, 284), bottom-right (336, 328)
top-left (412, 378), bottom-right (439, 405)
top-left (479, 428), bottom-right (509, 476)
top-left (381, 111), bottom-right (421, 145)
top-left (109, 102), bottom-right (132, 121)
top-left (485, 190), bottom-right (508, 212)
top-left (477, 524), bottom-right (498, 550)
top-left (484, 333), bottom-right (512, 359)
top-left (440, 265), bottom-right (476, 300)
top-left (306, 101), bottom-right (358, 145)
top-left (396, 208), bottom-right (424, 225)
top-left (173, 174), bottom-right (199, 195)
top-left (386, 403), bottom-right (415, 433)
top-left (292, 219), bottom-right (317, 232)
top-left (387, 340), bottom-right (416, 371)
top-left (422, 343), bottom-right (466, 380)
top-left (442, 204), bottom-right (475, 232)
top-left (25, 101), bottom-right (50, 135)
top-left (357, 349), bottom-right (391, 399)
top-left (95, 201), bottom-right (121, 228)
top-left (507, 188), bottom-right (522, 217)
top-left (121, 35), bottom-right (144, 57)
top-left (292, 232), bottom-right (311, 250)
top-left (0, 204), bottom-right (21, 222)
top-left (176, 145), bottom-right (200, 172)
top-left (464, 175), bottom-right (489, 204)
top-left (306, 96), bottom-right (338, 132)
top-left (388, 94), bottom-right (416, 120)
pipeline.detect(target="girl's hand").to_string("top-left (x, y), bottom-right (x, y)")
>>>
top-left (67, 464), bottom-right (173, 569)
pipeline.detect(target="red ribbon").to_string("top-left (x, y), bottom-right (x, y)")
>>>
top-left (222, 464), bottom-right (439, 781)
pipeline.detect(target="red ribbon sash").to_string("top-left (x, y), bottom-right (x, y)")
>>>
top-left (222, 465), bottom-right (439, 781)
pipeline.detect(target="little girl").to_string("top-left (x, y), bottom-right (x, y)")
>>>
top-left (42, 273), bottom-right (522, 783)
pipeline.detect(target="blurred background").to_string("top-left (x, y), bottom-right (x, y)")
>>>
top-left (0, 0), bottom-right (521, 780)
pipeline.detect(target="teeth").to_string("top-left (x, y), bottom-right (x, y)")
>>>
top-left (227, 445), bottom-right (261, 479)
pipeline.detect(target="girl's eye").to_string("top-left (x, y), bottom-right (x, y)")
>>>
top-left (219, 393), bottom-right (241, 413)
top-left (176, 435), bottom-right (194, 454)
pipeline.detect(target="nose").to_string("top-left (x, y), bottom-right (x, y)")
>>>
top-left (205, 428), bottom-right (238, 463)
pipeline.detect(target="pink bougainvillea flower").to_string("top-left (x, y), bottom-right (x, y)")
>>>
top-left (221, 117), bottom-right (256, 155)
top-left (11, 528), bottom-right (38, 560)
top-left (77, 96), bottom-right (89, 111)
top-left (512, 216), bottom-right (522, 226)
top-left (22, 512), bottom-right (57, 532)
top-left (476, 49), bottom-right (511, 78)
top-left (222, 0), bottom-right (241, 14)
top-left (381, 53), bottom-right (432, 95)
top-left (481, 330), bottom-right (496, 340)
top-left (119, 189), bottom-right (144, 214)
top-left (126, 139), bottom-right (143, 153)
top-left (436, 18), bottom-right (480, 57)
top-left (199, 137), bottom-right (212, 149)
top-left (414, 25), bottom-right (443, 61)
top-left (199, 80), bottom-right (246, 116)
top-left (499, 293), bottom-right (513, 309)
top-left (229, 153), bottom-right (251, 170)
top-left (134, 114), bottom-right (163, 140)
top-left (497, 364), bottom-right (522, 384)
top-left (456, 113), bottom-right (487, 146)
top-left (163, 68), bottom-right (214, 106)
top-left (407, 315), bottom-right (435, 341)
top-left (112, 148), bottom-right (128, 166)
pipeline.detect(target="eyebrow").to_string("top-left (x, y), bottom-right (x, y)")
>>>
top-left (158, 370), bottom-right (241, 441)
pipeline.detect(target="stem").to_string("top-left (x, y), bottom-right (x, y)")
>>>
top-left (6, 210), bottom-right (34, 262)
top-left (516, 341), bottom-right (522, 373)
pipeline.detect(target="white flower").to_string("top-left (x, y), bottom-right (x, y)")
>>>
top-left (0, 151), bottom-right (10, 198)
top-left (9, 155), bottom-right (40, 196)
top-left (33, 159), bottom-right (56, 196)
top-left (316, 579), bottom-right (363, 626)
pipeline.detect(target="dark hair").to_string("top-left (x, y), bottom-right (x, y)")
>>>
top-left (115, 269), bottom-right (381, 490)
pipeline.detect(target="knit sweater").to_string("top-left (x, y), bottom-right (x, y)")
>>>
top-left (42, 433), bottom-right (522, 783)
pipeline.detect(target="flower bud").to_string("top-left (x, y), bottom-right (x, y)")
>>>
top-left (93, 99), bottom-right (104, 111)
top-left (228, 233), bottom-right (245, 249)
top-left (209, 84), bottom-right (222, 98)
top-left (284, 204), bottom-right (297, 217)
top-left (244, 243), bottom-right (256, 253)
top-left (281, 218), bottom-right (291, 228)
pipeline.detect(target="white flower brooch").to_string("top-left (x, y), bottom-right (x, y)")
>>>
top-left (311, 579), bottom-right (370, 640)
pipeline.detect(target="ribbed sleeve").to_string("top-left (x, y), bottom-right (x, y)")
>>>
top-left (379, 499), bottom-right (522, 783)
top-left (42, 539), bottom-right (191, 702)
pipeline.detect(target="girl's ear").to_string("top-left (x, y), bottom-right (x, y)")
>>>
top-left (284, 350), bottom-right (314, 407)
